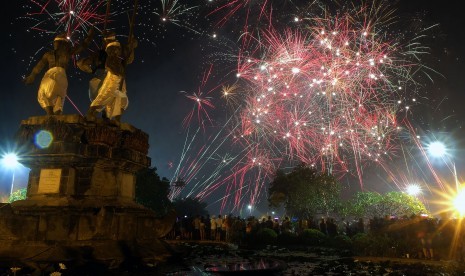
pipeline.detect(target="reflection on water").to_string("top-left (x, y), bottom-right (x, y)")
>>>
top-left (205, 258), bottom-right (284, 273)
top-left (165, 259), bottom-right (284, 275)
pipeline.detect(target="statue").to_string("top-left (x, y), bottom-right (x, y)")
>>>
top-left (84, 33), bottom-right (137, 124)
top-left (24, 30), bottom-right (94, 115)
top-left (77, 31), bottom-right (116, 119)
top-left (77, 31), bottom-right (116, 118)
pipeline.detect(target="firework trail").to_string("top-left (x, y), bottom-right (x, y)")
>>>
top-left (153, 0), bottom-right (201, 34)
top-left (131, 0), bottom-right (206, 46)
top-left (169, 111), bottom-right (242, 199)
top-left (181, 64), bottom-right (221, 131)
top-left (24, 0), bottom-right (106, 37)
top-left (208, 0), bottom-right (273, 28)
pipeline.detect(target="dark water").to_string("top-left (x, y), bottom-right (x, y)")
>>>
top-left (2, 243), bottom-right (465, 275)
top-left (151, 242), bottom-right (465, 276)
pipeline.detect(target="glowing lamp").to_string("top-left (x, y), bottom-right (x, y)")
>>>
top-left (428, 141), bottom-right (446, 158)
top-left (406, 184), bottom-right (421, 196)
top-left (453, 188), bottom-right (465, 217)
top-left (2, 153), bottom-right (19, 169)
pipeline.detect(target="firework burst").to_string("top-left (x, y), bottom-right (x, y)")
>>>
top-left (181, 64), bottom-right (222, 131)
top-left (172, 0), bottom-right (438, 212)
top-left (230, 3), bottom-right (427, 186)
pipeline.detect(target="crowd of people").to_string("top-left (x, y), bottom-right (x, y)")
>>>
top-left (166, 213), bottom-right (465, 262)
top-left (366, 214), bottom-right (465, 261)
top-left (167, 214), bottom-right (365, 245)
top-left (167, 214), bottom-right (291, 243)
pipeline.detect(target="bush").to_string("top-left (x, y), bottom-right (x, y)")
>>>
top-left (300, 229), bottom-right (327, 246)
top-left (9, 188), bottom-right (27, 203)
top-left (351, 233), bottom-right (371, 255)
top-left (277, 231), bottom-right (298, 245)
top-left (255, 228), bottom-right (278, 245)
top-left (352, 233), bottom-right (393, 256)
top-left (331, 234), bottom-right (352, 249)
top-left (370, 235), bottom-right (395, 257)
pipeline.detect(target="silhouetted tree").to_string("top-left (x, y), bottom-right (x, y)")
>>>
top-left (135, 167), bottom-right (173, 215)
top-left (268, 163), bottom-right (342, 218)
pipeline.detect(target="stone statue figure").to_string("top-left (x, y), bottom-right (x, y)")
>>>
top-left (24, 29), bottom-right (94, 115)
top-left (84, 33), bottom-right (137, 124)
top-left (77, 31), bottom-right (115, 108)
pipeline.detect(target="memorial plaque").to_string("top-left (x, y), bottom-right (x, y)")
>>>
top-left (38, 169), bottom-right (62, 193)
top-left (121, 173), bottom-right (134, 198)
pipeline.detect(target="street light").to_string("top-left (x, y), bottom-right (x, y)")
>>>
top-left (427, 141), bottom-right (459, 191)
top-left (247, 204), bottom-right (252, 214)
top-left (427, 141), bottom-right (446, 158)
top-left (1, 153), bottom-right (19, 196)
top-left (453, 187), bottom-right (465, 217)
top-left (406, 184), bottom-right (422, 197)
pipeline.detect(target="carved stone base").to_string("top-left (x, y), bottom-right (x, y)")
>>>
top-left (15, 114), bottom-right (151, 204)
top-left (0, 204), bottom-right (175, 267)
top-left (0, 115), bottom-right (174, 268)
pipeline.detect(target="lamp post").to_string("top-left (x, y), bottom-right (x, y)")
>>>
top-left (427, 141), bottom-right (459, 191)
top-left (247, 204), bottom-right (252, 215)
top-left (1, 153), bottom-right (19, 197)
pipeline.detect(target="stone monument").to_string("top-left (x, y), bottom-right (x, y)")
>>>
top-left (0, 114), bottom-right (175, 269)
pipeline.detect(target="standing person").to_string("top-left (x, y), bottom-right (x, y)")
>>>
top-left (216, 215), bottom-right (223, 241)
top-left (223, 215), bottom-right (231, 242)
top-left (265, 216), bottom-right (274, 229)
top-left (210, 215), bottom-right (217, 241)
top-left (327, 218), bottom-right (338, 237)
top-left (319, 218), bottom-right (327, 235)
top-left (193, 215), bottom-right (201, 240)
top-left (205, 214), bottom-right (211, 240)
top-left (24, 30), bottom-right (94, 115)
top-left (417, 216), bottom-right (435, 259)
top-left (425, 218), bottom-right (436, 260)
top-left (85, 34), bottom-right (137, 124)
top-left (246, 218), bottom-right (253, 235)
top-left (273, 218), bottom-right (281, 235)
top-left (281, 217), bottom-right (291, 233)
top-left (199, 216), bottom-right (206, 240)
top-left (185, 215), bottom-right (194, 240)
top-left (357, 218), bottom-right (365, 234)
top-left (180, 216), bottom-right (188, 240)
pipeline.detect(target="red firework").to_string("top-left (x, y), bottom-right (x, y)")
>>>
top-left (27, 0), bottom-right (106, 37)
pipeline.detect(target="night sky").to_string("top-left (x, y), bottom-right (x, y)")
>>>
top-left (0, 0), bottom-right (464, 215)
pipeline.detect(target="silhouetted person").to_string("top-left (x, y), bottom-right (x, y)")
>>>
top-left (319, 218), bottom-right (327, 235)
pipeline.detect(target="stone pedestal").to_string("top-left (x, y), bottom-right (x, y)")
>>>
top-left (0, 115), bottom-right (175, 268)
